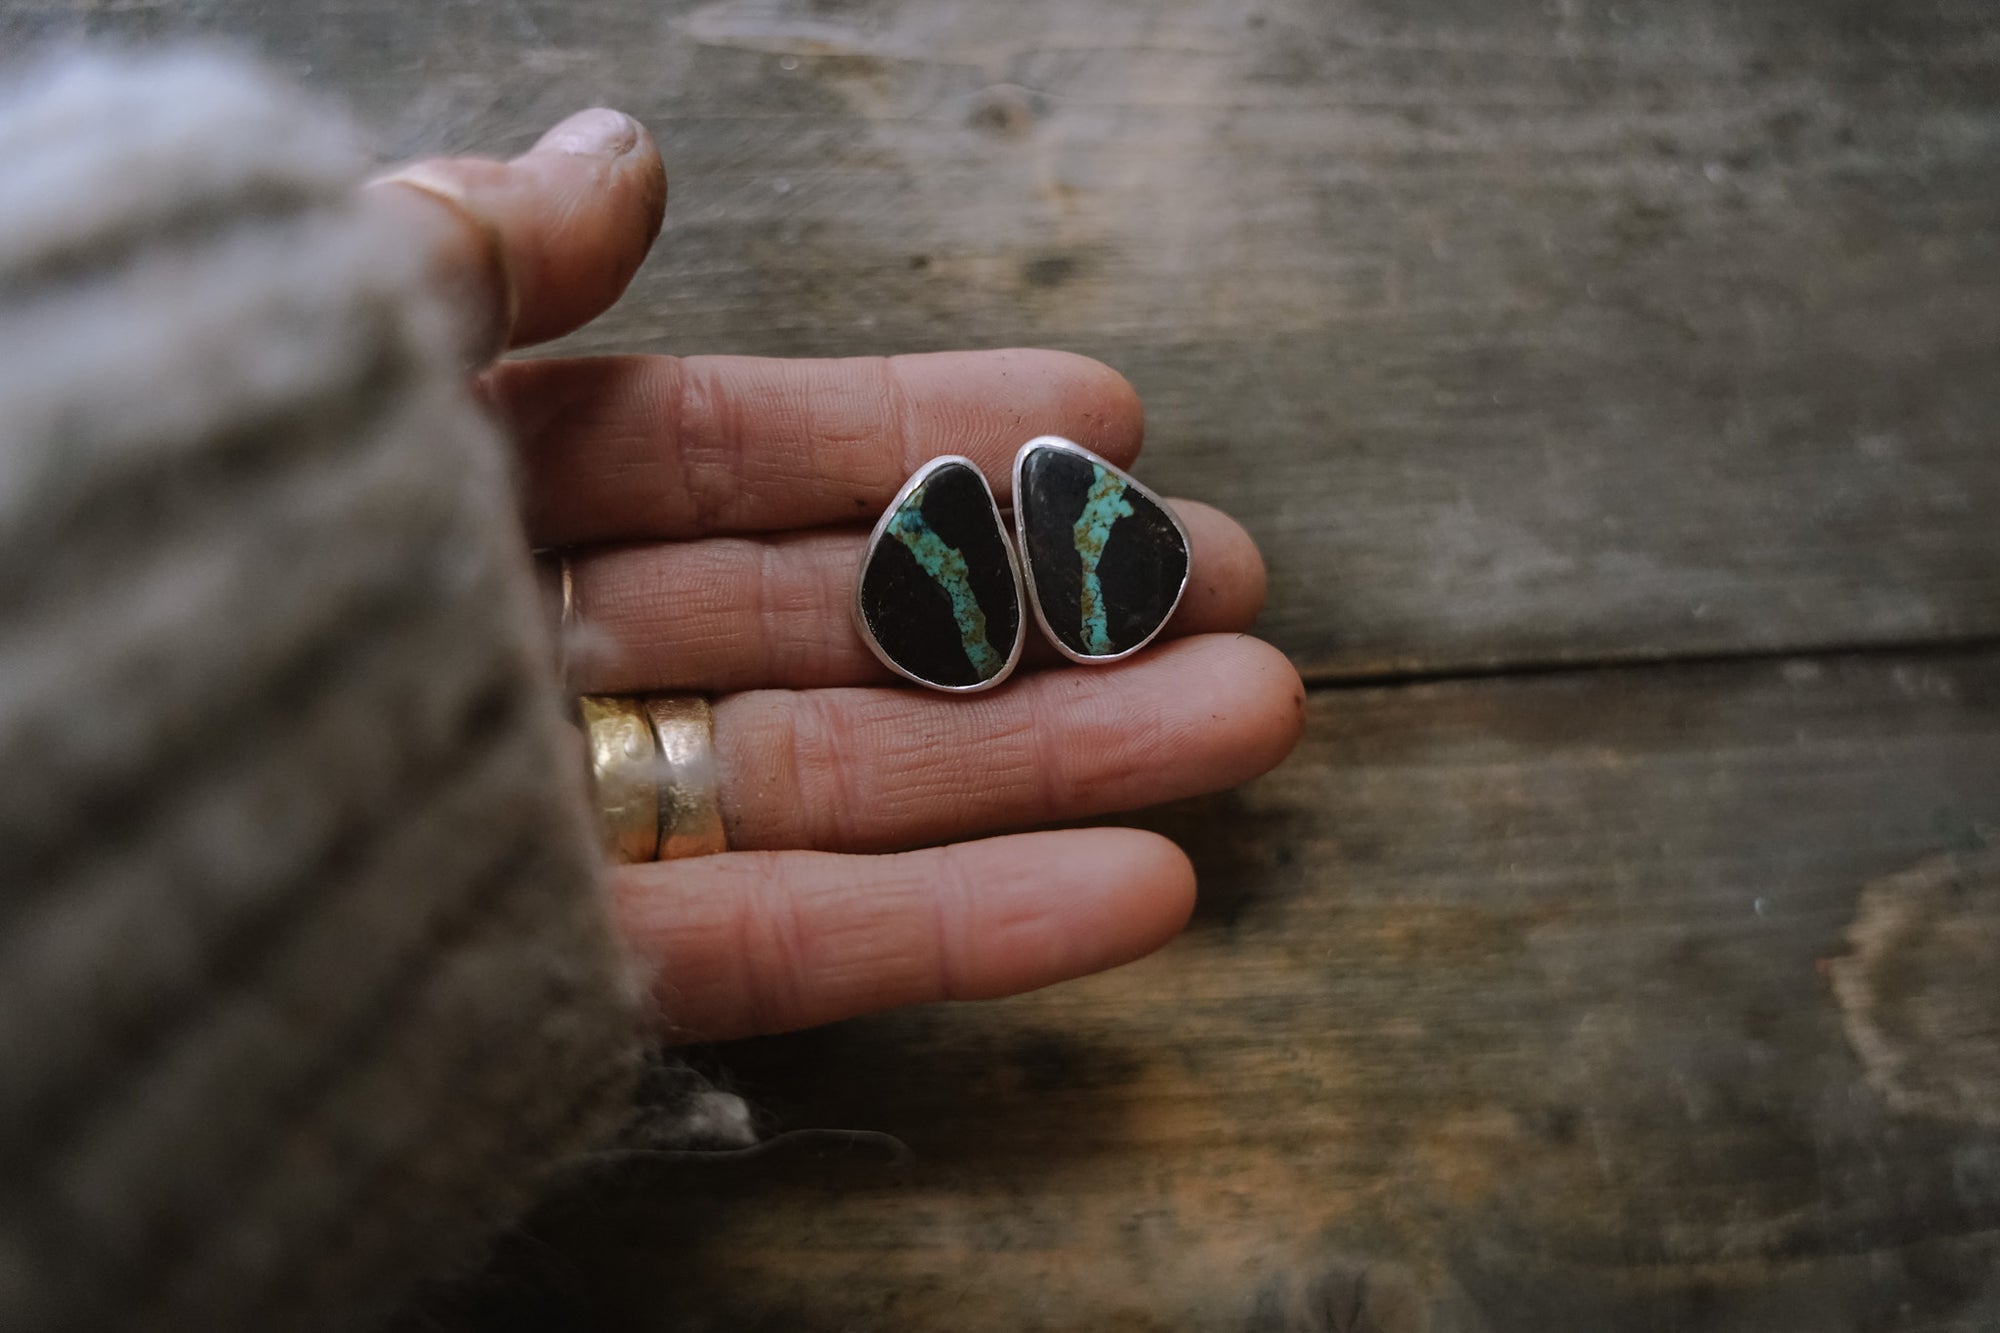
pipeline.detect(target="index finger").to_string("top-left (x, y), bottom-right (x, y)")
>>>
top-left (496, 348), bottom-right (1145, 544)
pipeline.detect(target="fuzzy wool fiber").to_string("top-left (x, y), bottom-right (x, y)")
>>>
top-left (0, 51), bottom-right (694, 1330)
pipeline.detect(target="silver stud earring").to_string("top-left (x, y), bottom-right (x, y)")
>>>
top-left (853, 456), bottom-right (1025, 693)
top-left (1012, 436), bottom-right (1190, 664)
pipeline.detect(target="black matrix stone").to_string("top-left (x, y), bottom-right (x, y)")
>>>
top-left (858, 461), bottom-right (1021, 689)
top-left (1017, 443), bottom-right (1189, 660)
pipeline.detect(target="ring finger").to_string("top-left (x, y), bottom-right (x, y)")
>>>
top-left (707, 634), bottom-right (1303, 854)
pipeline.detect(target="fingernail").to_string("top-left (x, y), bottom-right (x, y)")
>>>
top-left (531, 108), bottom-right (640, 158)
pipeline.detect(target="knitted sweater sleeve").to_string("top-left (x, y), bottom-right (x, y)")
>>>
top-left (0, 52), bottom-right (644, 1331)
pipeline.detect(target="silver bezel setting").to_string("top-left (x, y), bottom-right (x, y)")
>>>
top-left (1010, 435), bottom-right (1193, 666)
top-left (852, 454), bottom-right (1027, 693)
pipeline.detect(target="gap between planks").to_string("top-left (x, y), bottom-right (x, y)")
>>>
top-left (1297, 630), bottom-right (2000, 693)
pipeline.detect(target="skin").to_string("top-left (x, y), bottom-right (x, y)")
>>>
top-left (367, 108), bottom-right (1305, 1042)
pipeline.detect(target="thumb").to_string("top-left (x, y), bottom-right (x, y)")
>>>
top-left (367, 108), bottom-right (667, 358)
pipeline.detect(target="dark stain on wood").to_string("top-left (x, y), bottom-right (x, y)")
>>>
top-left (1022, 253), bottom-right (1082, 290)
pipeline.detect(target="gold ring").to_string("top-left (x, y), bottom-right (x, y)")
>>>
top-left (581, 694), bottom-right (728, 863)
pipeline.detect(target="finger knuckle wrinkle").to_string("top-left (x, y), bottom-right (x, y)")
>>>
top-left (1020, 703), bottom-right (1083, 813)
top-left (672, 360), bottom-right (746, 531)
top-left (874, 356), bottom-right (924, 479)
top-left (928, 846), bottom-right (983, 1002)
top-left (786, 691), bottom-right (855, 848)
top-left (738, 856), bottom-right (815, 1034)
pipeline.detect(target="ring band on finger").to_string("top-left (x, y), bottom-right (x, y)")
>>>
top-left (582, 693), bottom-right (728, 862)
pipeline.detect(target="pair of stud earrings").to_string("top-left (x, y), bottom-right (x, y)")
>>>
top-left (854, 435), bottom-right (1192, 693)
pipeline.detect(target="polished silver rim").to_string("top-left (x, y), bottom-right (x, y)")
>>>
top-left (852, 454), bottom-right (1027, 693)
top-left (1010, 434), bottom-right (1193, 666)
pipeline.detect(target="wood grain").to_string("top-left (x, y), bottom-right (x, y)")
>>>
top-left (6, 5), bottom-right (1997, 1328)
top-left (455, 649), bottom-right (2000, 1331)
top-left (12, 0), bottom-right (1998, 677)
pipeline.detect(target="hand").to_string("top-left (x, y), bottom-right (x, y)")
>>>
top-left (369, 108), bottom-right (1304, 1042)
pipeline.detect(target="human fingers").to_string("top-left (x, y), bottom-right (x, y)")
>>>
top-left (565, 500), bottom-right (1265, 692)
top-left (707, 634), bottom-right (1302, 854)
top-left (364, 107), bottom-right (666, 357)
top-left (494, 349), bottom-right (1143, 543)
top-left (613, 828), bottom-right (1194, 1040)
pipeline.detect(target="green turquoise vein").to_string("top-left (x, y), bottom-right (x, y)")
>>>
top-left (1073, 464), bottom-right (1136, 655)
top-left (886, 489), bottom-right (1005, 678)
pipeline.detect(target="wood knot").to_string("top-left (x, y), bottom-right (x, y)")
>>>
top-left (1828, 845), bottom-right (2000, 1128)
top-left (968, 84), bottom-right (1037, 139)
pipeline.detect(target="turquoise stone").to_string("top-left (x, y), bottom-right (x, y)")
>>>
top-left (855, 458), bottom-right (1024, 691)
top-left (1013, 437), bottom-right (1189, 662)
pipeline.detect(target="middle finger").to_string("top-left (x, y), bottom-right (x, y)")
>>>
top-left (563, 499), bottom-right (1266, 693)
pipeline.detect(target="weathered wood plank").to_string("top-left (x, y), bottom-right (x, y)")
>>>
top-left (465, 648), bottom-right (2000, 1330)
top-left (12, 0), bottom-right (1998, 676)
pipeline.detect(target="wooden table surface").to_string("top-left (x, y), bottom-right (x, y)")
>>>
top-left (14, 1), bottom-right (2000, 1328)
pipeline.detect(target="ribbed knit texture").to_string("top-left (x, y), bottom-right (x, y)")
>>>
top-left (0, 52), bottom-right (644, 1331)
